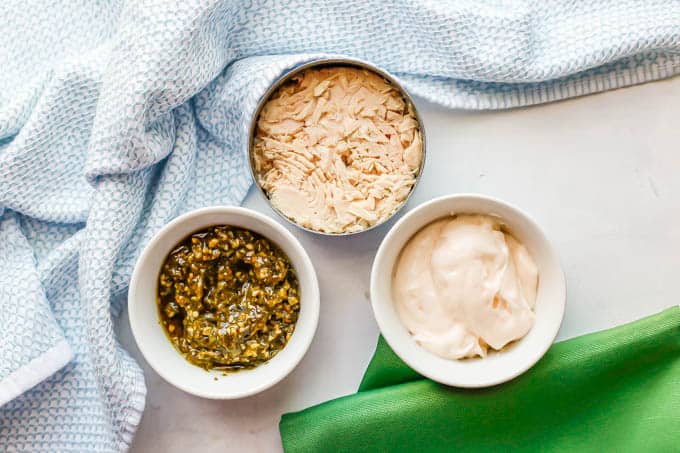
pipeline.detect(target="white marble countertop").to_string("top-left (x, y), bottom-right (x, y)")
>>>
top-left (119, 76), bottom-right (680, 452)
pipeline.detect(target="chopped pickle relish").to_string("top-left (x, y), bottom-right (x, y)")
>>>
top-left (157, 225), bottom-right (300, 371)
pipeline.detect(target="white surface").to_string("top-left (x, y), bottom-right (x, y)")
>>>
top-left (119, 77), bottom-right (680, 453)
top-left (128, 207), bottom-right (319, 400)
top-left (371, 194), bottom-right (565, 388)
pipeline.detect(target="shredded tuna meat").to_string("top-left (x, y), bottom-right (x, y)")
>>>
top-left (253, 66), bottom-right (423, 234)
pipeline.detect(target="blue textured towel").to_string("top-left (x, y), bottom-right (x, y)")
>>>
top-left (0, 1), bottom-right (678, 451)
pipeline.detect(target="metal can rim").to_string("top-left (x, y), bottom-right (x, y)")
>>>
top-left (247, 57), bottom-right (427, 236)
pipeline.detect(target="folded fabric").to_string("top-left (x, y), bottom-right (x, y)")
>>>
top-left (0, 212), bottom-right (73, 407)
top-left (2, 0), bottom-right (680, 450)
top-left (280, 306), bottom-right (680, 452)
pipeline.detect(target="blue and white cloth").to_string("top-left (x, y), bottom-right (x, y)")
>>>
top-left (1, 1), bottom-right (679, 451)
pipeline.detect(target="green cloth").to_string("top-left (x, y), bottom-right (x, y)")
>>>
top-left (280, 306), bottom-right (680, 452)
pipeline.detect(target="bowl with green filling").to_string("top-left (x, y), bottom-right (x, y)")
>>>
top-left (129, 207), bottom-right (320, 399)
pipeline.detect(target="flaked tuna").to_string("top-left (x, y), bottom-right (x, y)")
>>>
top-left (253, 66), bottom-right (423, 234)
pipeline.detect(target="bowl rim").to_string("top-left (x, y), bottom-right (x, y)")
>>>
top-left (247, 56), bottom-right (427, 236)
top-left (369, 193), bottom-right (567, 388)
top-left (128, 205), bottom-right (320, 399)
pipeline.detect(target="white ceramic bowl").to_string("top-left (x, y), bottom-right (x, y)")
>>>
top-left (370, 194), bottom-right (566, 388)
top-left (128, 206), bottom-right (320, 399)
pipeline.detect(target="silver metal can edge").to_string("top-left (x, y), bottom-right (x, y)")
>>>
top-left (247, 57), bottom-right (427, 237)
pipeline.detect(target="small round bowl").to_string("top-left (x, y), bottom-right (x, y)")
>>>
top-left (247, 57), bottom-right (427, 236)
top-left (370, 194), bottom-right (566, 388)
top-left (128, 206), bottom-right (320, 399)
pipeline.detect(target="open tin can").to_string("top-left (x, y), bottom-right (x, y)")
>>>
top-left (247, 57), bottom-right (426, 236)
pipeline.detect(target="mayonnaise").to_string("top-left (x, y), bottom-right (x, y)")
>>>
top-left (392, 214), bottom-right (538, 359)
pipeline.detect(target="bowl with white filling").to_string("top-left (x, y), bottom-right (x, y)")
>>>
top-left (370, 194), bottom-right (566, 388)
top-left (248, 58), bottom-right (426, 236)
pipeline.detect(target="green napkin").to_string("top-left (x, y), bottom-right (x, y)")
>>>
top-left (280, 306), bottom-right (680, 452)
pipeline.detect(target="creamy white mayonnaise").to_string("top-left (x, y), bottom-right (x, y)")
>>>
top-left (392, 214), bottom-right (538, 359)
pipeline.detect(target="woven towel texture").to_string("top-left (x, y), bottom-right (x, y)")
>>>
top-left (0, 1), bottom-right (679, 451)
